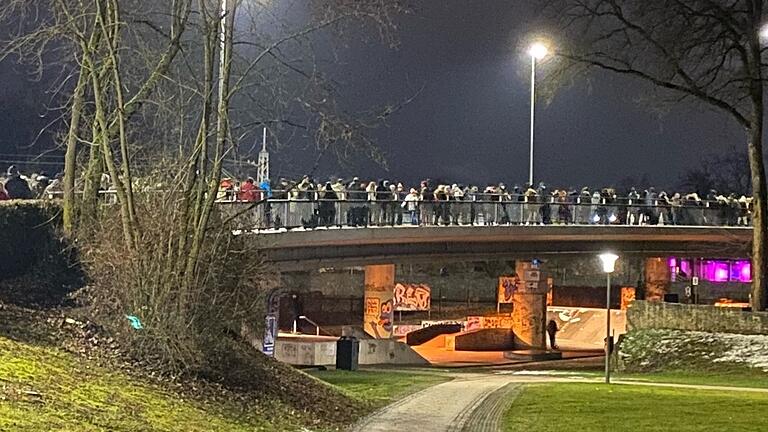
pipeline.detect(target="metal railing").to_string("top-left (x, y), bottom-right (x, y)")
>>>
top-left (292, 315), bottom-right (322, 336)
top-left (219, 195), bottom-right (753, 231)
top-left (34, 188), bottom-right (753, 229)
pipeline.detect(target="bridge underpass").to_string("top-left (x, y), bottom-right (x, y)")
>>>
top-left (253, 225), bottom-right (750, 270)
top-left (252, 225), bottom-right (751, 367)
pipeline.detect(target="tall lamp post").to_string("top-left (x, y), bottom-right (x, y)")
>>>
top-left (527, 42), bottom-right (549, 186)
top-left (598, 252), bottom-right (619, 384)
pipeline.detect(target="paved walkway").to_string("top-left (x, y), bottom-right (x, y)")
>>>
top-left (351, 371), bottom-right (768, 432)
top-left (351, 374), bottom-right (520, 432)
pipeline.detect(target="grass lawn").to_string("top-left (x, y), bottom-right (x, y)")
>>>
top-left (309, 368), bottom-right (451, 407)
top-left (0, 336), bottom-right (308, 432)
top-left (503, 383), bottom-right (768, 432)
top-left (615, 369), bottom-right (768, 389)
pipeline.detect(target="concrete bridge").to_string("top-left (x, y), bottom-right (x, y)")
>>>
top-left (252, 225), bottom-right (751, 271)
top-left (245, 214), bottom-right (752, 364)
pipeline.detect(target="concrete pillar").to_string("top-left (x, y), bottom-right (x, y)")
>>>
top-left (511, 261), bottom-right (548, 350)
top-left (363, 264), bottom-right (395, 339)
top-left (645, 257), bottom-right (670, 302)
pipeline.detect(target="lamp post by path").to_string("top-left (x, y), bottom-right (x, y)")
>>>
top-left (598, 252), bottom-right (619, 384)
top-left (527, 42), bottom-right (548, 186)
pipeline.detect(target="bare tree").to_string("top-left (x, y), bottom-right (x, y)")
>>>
top-left (678, 150), bottom-right (751, 195)
top-left (542, 0), bottom-right (768, 310)
top-left (1, 0), bottom-right (410, 372)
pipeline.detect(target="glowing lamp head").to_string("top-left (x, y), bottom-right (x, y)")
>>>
top-left (529, 42), bottom-right (549, 60)
top-left (760, 24), bottom-right (768, 40)
top-left (598, 253), bottom-right (619, 273)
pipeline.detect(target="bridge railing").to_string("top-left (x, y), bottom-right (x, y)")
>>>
top-left (218, 196), bottom-right (752, 231)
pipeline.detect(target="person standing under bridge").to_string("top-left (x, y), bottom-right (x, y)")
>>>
top-left (547, 319), bottom-right (559, 350)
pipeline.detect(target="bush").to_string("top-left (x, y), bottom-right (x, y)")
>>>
top-left (0, 201), bottom-right (83, 307)
top-left (82, 194), bottom-right (278, 376)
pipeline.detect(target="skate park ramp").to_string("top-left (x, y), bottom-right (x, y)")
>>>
top-left (406, 324), bottom-right (463, 346)
top-left (407, 306), bottom-right (625, 365)
top-left (547, 306), bottom-right (626, 350)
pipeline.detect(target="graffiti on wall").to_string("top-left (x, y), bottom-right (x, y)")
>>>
top-left (393, 283), bottom-right (431, 311)
top-left (498, 275), bottom-right (521, 303)
top-left (364, 290), bottom-right (393, 339)
top-left (621, 287), bottom-right (636, 311)
top-left (465, 316), bottom-right (514, 331)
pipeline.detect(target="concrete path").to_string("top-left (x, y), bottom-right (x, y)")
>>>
top-left (351, 370), bottom-right (768, 432)
top-left (351, 374), bottom-right (520, 432)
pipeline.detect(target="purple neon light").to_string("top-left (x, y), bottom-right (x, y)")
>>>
top-left (731, 260), bottom-right (752, 283)
top-left (668, 257), bottom-right (751, 283)
top-left (701, 260), bottom-right (729, 282)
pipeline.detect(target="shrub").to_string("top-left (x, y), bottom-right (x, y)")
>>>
top-left (81, 193), bottom-right (278, 375)
top-left (0, 201), bottom-right (83, 307)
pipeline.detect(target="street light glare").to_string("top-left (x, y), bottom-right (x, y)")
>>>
top-left (529, 42), bottom-right (549, 60)
top-left (760, 24), bottom-right (768, 39)
top-left (598, 252), bottom-right (619, 273)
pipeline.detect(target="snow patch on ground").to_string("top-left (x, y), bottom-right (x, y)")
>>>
top-left (621, 329), bottom-right (768, 372)
top-left (711, 333), bottom-right (768, 371)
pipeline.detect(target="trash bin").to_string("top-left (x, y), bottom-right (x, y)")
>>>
top-left (336, 336), bottom-right (359, 371)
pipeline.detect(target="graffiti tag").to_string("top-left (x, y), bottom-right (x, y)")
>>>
top-left (393, 283), bottom-right (431, 311)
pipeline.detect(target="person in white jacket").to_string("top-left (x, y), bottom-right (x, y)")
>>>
top-left (403, 188), bottom-right (421, 225)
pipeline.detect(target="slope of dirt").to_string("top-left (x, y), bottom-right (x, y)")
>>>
top-left (0, 303), bottom-right (366, 431)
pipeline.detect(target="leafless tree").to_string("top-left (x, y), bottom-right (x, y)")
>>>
top-left (1, 0), bottom-right (410, 371)
top-left (542, 0), bottom-right (768, 310)
top-left (679, 150), bottom-right (751, 195)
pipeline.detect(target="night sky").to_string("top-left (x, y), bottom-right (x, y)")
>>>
top-left (0, 1), bottom-right (748, 190)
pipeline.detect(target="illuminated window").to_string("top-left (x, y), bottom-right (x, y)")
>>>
top-left (701, 260), bottom-right (730, 283)
top-left (668, 258), bottom-right (692, 282)
top-left (667, 258), bottom-right (750, 283)
top-left (730, 260), bottom-right (752, 283)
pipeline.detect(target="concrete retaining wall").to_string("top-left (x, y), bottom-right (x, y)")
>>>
top-left (274, 337), bottom-right (428, 366)
top-left (627, 300), bottom-right (768, 335)
top-left (445, 328), bottom-right (515, 351)
top-left (275, 340), bottom-right (337, 366)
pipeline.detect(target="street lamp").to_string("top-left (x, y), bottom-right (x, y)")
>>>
top-left (760, 23), bottom-right (768, 40)
top-left (598, 252), bottom-right (619, 384)
top-left (527, 42), bottom-right (549, 186)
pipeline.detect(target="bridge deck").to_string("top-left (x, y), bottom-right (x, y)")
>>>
top-left (250, 225), bottom-right (751, 270)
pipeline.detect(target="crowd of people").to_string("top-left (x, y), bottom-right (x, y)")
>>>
top-left (1, 166), bottom-right (753, 228)
top-left (0, 166), bottom-right (63, 200)
top-left (218, 176), bottom-right (754, 229)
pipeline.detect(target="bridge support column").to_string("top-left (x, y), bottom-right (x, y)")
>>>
top-left (644, 257), bottom-right (670, 302)
top-left (363, 264), bottom-right (395, 339)
top-left (511, 261), bottom-right (548, 350)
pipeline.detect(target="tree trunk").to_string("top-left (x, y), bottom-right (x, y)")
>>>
top-left (748, 118), bottom-right (767, 311)
top-left (80, 123), bottom-right (104, 226)
top-left (747, 5), bottom-right (766, 311)
top-left (62, 67), bottom-right (88, 236)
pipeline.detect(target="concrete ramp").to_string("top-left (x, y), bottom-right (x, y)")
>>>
top-left (547, 307), bottom-right (626, 350)
top-left (419, 333), bottom-right (450, 349)
top-left (358, 339), bottom-right (429, 365)
top-left (445, 328), bottom-right (515, 352)
top-left (406, 324), bottom-right (463, 346)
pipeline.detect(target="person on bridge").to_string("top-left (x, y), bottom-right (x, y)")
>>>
top-left (238, 177), bottom-right (260, 202)
top-left (403, 188), bottom-right (421, 225)
top-left (547, 319), bottom-right (559, 350)
top-left (4, 166), bottom-right (32, 200)
top-left (0, 181), bottom-right (9, 201)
